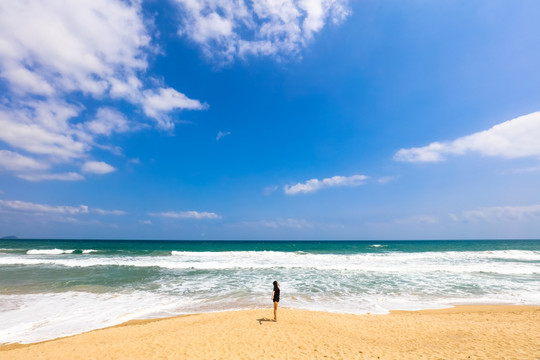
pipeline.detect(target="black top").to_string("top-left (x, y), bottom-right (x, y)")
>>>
top-left (273, 285), bottom-right (280, 302)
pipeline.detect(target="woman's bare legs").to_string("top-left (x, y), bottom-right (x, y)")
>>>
top-left (273, 301), bottom-right (278, 322)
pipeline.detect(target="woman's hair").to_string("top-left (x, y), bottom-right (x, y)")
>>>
top-left (273, 281), bottom-right (279, 287)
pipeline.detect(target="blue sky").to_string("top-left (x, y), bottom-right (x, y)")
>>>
top-left (1, 0), bottom-right (540, 240)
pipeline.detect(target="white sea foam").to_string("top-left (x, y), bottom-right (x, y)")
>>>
top-left (0, 291), bottom-right (191, 345)
top-left (24, 249), bottom-right (98, 255)
top-left (0, 244), bottom-right (540, 343)
top-left (1, 285), bottom-right (539, 345)
top-left (1, 248), bottom-right (539, 344)
top-left (26, 249), bottom-right (75, 255)
top-left (1, 250), bottom-right (537, 275)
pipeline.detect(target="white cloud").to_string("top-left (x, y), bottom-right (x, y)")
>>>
top-left (173, 0), bottom-right (350, 62)
top-left (0, 0), bottom-right (150, 97)
top-left (149, 211), bottom-right (222, 219)
top-left (0, 0), bottom-right (205, 180)
top-left (284, 174), bottom-right (367, 195)
top-left (395, 112), bottom-right (540, 163)
top-left (450, 204), bottom-right (540, 223)
top-left (82, 161), bottom-right (116, 175)
top-left (216, 130), bottom-right (231, 140)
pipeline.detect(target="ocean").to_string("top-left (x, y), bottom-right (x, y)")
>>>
top-left (1, 239), bottom-right (539, 344)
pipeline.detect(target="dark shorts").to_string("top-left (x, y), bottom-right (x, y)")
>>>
top-left (273, 298), bottom-right (279, 303)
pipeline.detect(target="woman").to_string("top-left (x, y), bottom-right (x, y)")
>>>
top-left (272, 281), bottom-right (280, 322)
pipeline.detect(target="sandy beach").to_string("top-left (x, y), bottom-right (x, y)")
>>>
top-left (1, 305), bottom-right (539, 360)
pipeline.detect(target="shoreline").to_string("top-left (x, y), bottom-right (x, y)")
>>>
top-left (2, 305), bottom-right (539, 359)
top-left (0, 303), bottom-right (530, 348)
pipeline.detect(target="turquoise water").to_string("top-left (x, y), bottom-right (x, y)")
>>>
top-left (3, 238), bottom-right (540, 254)
top-left (1, 239), bottom-right (539, 344)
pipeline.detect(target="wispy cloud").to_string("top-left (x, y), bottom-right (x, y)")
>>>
top-left (395, 215), bottom-right (439, 225)
top-left (499, 165), bottom-right (540, 175)
top-left (0, 102), bottom-right (87, 161)
top-left (149, 211), bottom-right (222, 219)
top-left (173, 0), bottom-right (350, 63)
top-left (395, 112), bottom-right (540, 163)
top-left (284, 174), bottom-right (367, 195)
top-left (263, 185), bottom-right (278, 196)
top-left (0, 150), bottom-right (49, 172)
top-left (216, 131), bottom-right (231, 141)
top-left (141, 88), bottom-right (207, 130)
top-left (0, 150), bottom-right (84, 181)
top-left (82, 108), bottom-right (131, 137)
top-left (0, 199), bottom-right (125, 216)
top-left (377, 176), bottom-right (398, 184)
top-left (240, 218), bottom-right (314, 229)
top-left (0, 0), bottom-right (205, 180)
top-left (0, 200), bottom-right (89, 215)
top-left (450, 204), bottom-right (540, 222)
top-left (17, 172), bottom-right (85, 182)
top-left (91, 208), bottom-right (127, 216)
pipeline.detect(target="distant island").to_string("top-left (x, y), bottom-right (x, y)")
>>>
top-left (1, 235), bottom-right (18, 239)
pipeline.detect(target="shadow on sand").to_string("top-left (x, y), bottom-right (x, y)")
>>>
top-left (256, 317), bottom-right (275, 325)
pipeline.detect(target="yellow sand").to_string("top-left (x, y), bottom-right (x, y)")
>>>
top-left (1, 306), bottom-right (539, 360)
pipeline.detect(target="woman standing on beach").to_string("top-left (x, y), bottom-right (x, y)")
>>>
top-left (272, 281), bottom-right (280, 322)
